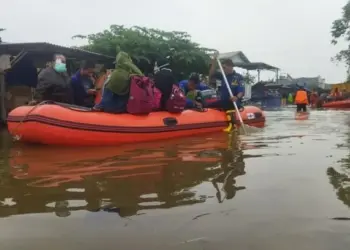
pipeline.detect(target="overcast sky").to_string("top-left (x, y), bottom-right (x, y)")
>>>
top-left (0, 0), bottom-right (348, 83)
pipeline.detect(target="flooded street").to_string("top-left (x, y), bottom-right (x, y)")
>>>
top-left (1, 108), bottom-right (350, 250)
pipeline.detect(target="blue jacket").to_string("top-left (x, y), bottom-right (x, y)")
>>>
top-left (70, 71), bottom-right (94, 107)
top-left (179, 80), bottom-right (209, 107)
top-left (94, 87), bottom-right (128, 114)
top-left (212, 71), bottom-right (244, 101)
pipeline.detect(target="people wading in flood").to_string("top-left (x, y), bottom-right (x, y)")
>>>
top-left (294, 85), bottom-right (309, 112)
top-left (31, 54), bottom-right (72, 104)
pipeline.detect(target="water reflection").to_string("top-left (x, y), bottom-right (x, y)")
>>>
top-left (0, 132), bottom-right (254, 218)
top-left (327, 130), bottom-right (350, 208)
top-left (211, 133), bottom-right (246, 203)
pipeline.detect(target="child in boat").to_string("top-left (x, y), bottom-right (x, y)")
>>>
top-left (186, 89), bottom-right (203, 108)
top-left (179, 73), bottom-right (209, 109)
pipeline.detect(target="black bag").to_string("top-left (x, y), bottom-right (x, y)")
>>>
top-left (154, 69), bottom-right (176, 110)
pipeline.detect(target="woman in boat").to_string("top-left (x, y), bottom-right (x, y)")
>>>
top-left (93, 52), bottom-right (143, 113)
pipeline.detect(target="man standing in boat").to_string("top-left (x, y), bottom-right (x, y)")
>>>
top-left (208, 53), bottom-right (245, 110)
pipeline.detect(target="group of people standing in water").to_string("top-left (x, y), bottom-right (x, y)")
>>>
top-left (29, 52), bottom-right (245, 114)
top-left (294, 85), bottom-right (350, 112)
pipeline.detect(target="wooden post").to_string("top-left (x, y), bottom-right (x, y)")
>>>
top-left (0, 71), bottom-right (6, 125)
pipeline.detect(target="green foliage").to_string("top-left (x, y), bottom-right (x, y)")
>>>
top-left (73, 25), bottom-right (217, 79)
top-left (331, 1), bottom-right (350, 70)
top-left (243, 72), bottom-right (256, 85)
top-left (0, 28), bottom-right (5, 43)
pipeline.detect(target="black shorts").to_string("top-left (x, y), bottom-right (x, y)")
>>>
top-left (296, 104), bottom-right (307, 112)
top-left (206, 100), bottom-right (242, 111)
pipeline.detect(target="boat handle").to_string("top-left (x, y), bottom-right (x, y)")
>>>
top-left (163, 117), bottom-right (178, 126)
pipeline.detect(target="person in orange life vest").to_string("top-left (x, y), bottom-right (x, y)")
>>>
top-left (294, 86), bottom-right (309, 112)
top-left (309, 89), bottom-right (319, 108)
top-left (94, 67), bottom-right (108, 104)
top-left (331, 87), bottom-right (341, 99)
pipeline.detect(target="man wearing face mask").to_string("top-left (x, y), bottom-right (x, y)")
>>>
top-left (70, 60), bottom-right (96, 107)
top-left (32, 54), bottom-right (72, 104)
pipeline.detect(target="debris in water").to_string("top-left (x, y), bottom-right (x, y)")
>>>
top-left (332, 217), bottom-right (350, 221)
top-left (179, 237), bottom-right (207, 244)
top-left (192, 213), bottom-right (211, 220)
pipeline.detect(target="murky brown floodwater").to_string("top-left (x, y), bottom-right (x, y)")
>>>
top-left (1, 108), bottom-right (350, 250)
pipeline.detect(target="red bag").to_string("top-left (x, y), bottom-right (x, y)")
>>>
top-left (152, 86), bottom-right (162, 111)
top-left (165, 85), bottom-right (186, 113)
top-left (127, 76), bottom-right (153, 114)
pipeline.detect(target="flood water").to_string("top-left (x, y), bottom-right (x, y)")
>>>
top-left (1, 108), bottom-right (350, 250)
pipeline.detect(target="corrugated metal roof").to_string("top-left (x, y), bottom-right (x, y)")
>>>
top-left (234, 62), bottom-right (279, 71)
top-left (0, 42), bottom-right (114, 62)
top-left (218, 51), bottom-right (251, 63)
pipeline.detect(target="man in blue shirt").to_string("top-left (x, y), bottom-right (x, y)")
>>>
top-left (70, 61), bottom-right (96, 107)
top-left (179, 73), bottom-right (209, 108)
top-left (208, 54), bottom-right (244, 110)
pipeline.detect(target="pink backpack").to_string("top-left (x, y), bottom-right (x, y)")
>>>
top-left (165, 85), bottom-right (186, 113)
top-left (152, 86), bottom-right (162, 111)
top-left (127, 76), bottom-right (153, 114)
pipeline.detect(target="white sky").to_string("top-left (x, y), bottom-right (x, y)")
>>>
top-left (0, 0), bottom-right (348, 83)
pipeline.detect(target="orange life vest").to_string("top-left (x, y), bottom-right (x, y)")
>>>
top-left (295, 90), bottom-right (309, 104)
top-left (94, 73), bottom-right (108, 104)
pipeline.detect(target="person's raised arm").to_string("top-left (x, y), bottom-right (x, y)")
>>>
top-left (209, 51), bottom-right (219, 78)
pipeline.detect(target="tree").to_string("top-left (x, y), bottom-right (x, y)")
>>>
top-left (72, 25), bottom-right (216, 79)
top-left (0, 28), bottom-right (5, 43)
top-left (243, 71), bottom-right (256, 85)
top-left (331, 1), bottom-right (350, 77)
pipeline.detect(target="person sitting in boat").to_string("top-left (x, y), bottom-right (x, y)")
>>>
top-left (93, 52), bottom-right (143, 113)
top-left (94, 67), bottom-right (108, 105)
top-left (310, 89), bottom-right (319, 108)
top-left (207, 54), bottom-right (244, 110)
top-left (179, 73), bottom-right (209, 108)
top-left (294, 85), bottom-right (309, 112)
top-left (70, 60), bottom-right (96, 107)
top-left (30, 54), bottom-right (72, 105)
top-left (331, 87), bottom-right (342, 100)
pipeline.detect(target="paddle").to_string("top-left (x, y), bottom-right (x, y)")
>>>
top-left (216, 58), bottom-right (247, 134)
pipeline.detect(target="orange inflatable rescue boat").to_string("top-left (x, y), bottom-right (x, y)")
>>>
top-left (322, 99), bottom-right (350, 109)
top-left (7, 103), bottom-right (265, 146)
